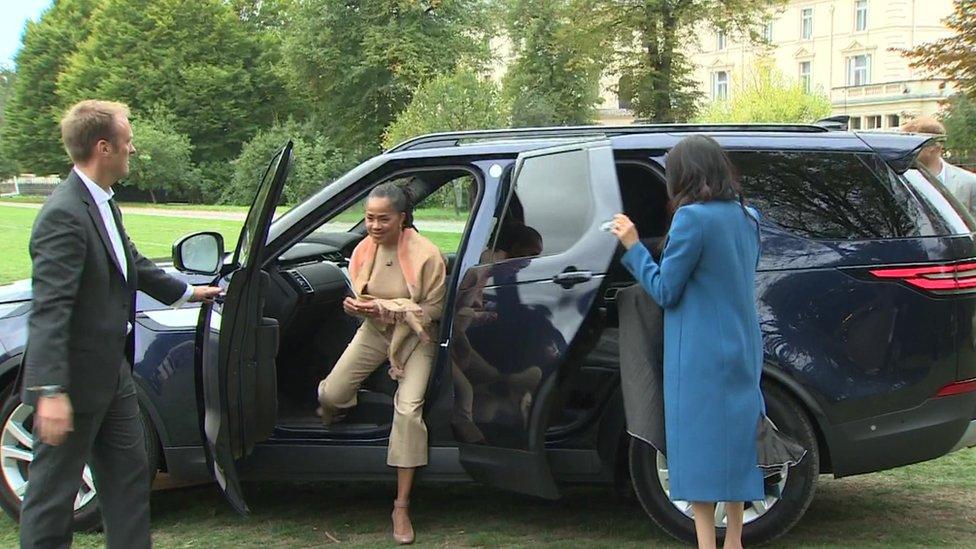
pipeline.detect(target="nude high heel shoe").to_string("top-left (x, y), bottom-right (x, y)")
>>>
top-left (392, 499), bottom-right (414, 545)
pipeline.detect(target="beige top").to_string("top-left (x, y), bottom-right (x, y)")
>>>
top-left (365, 244), bottom-right (410, 300)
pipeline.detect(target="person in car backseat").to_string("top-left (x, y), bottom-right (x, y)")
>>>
top-left (316, 182), bottom-right (446, 545)
top-left (901, 116), bottom-right (976, 216)
top-left (611, 135), bottom-right (765, 549)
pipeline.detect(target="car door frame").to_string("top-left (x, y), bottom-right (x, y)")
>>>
top-left (450, 139), bottom-right (623, 499)
top-left (195, 141), bottom-right (292, 515)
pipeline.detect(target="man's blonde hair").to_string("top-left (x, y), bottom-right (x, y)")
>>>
top-left (901, 116), bottom-right (946, 136)
top-left (60, 100), bottom-right (131, 163)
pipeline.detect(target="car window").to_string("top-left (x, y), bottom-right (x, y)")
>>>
top-left (490, 149), bottom-right (594, 260)
top-left (730, 151), bottom-right (923, 240)
top-left (309, 171), bottom-right (475, 254)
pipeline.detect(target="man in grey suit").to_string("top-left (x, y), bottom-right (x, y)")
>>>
top-left (20, 100), bottom-right (221, 548)
top-left (902, 116), bottom-right (976, 216)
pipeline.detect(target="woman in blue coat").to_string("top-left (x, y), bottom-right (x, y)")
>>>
top-left (611, 135), bottom-right (763, 549)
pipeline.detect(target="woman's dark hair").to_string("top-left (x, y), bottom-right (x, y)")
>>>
top-left (368, 181), bottom-right (415, 228)
top-left (665, 135), bottom-right (744, 211)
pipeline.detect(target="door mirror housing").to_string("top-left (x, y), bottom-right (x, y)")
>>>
top-left (173, 232), bottom-right (224, 275)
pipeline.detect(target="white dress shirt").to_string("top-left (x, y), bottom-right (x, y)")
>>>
top-left (75, 167), bottom-right (193, 314)
top-left (937, 160), bottom-right (947, 185)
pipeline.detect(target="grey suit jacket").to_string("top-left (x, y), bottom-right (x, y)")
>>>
top-left (943, 161), bottom-right (976, 217)
top-left (22, 171), bottom-right (187, 412)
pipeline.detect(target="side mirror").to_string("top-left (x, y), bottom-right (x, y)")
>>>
top-left (173, 232), bottom-right (224, 276)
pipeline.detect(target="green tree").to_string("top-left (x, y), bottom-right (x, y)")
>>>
top-left (905, 0), bottom-right (976, 96)
top-left (591, 0), bottom-right (786, 122)
top-left (0, 67), bottom-right (16, 178)
top-left (501, 0), bottom-right (605, 126)
top-left (224, 120), bottom-right (357, 206)
top-left (282, 0), bottom-right (493, 152)
top-left (942, 94), bottom-right (976, 163)
top-left (695, 59), bottom-right (831, 123)
top-left (382, 69), bottom-right (507, 150)
top-left (56, 0), bottom-right (290, 164)
top-left (123, 112), bottom-right (195, 203)
top-left (0, 0), bottom-right (96, 175)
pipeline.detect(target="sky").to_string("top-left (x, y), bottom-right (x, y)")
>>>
top-left (1, 0), bottom-right (54, 68)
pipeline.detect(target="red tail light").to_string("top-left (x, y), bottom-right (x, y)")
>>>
top-left (935, 378), bottom-right (976, 397)
top-left (869, 262), bottom-right (976, 295)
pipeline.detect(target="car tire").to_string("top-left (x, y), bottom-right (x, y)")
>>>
top-left (0, 387), bottom-right (161, 532)
top-left (629, 381), bottom-right (820, 545)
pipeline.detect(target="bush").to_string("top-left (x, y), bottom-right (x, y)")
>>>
top-left (696, 58), bottom-right (831, 124)
top-left (124, 113), bottom-right (196, 203)
top-left (942, 93), bottom-right (976, 165)
top-left (382, 68), bottom-right (507, 150)
top-left (224, 120), bottom-right (358, 206)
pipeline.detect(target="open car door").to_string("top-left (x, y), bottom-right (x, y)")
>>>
top-left (452, 140), bottom-right (622, 498)
top-left (195, 142), bottom-right (291, 514)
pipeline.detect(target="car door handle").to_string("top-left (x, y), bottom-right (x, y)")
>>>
top-left (553, 270), bottom-right (593, 288)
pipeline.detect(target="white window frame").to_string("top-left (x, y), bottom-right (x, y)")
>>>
top-left (762, 21), bottom-right (773, 43)
top-left (855, 0), bottom-right (868, 32)
top-left (712, 71), bottom-right (729, 101)
top-left (801, 8), bottom-right (813, 40)
top-left (799, 61), bottom-right (812, 93)
top-left (847, 54), bottom-right (871, 86)
top-left (717, 29), bottom-right (727, 51)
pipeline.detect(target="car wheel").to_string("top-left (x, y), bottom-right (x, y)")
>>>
top-left (629, 382), bottom-right (820, 545)
top-left (0, 389), bottom-right (161, 532)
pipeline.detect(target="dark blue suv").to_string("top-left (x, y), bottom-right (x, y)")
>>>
top-left (1, 125), bottom-right (974, 544)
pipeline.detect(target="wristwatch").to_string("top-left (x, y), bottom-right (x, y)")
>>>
top-left (28, 385), bottom-right (65, 398)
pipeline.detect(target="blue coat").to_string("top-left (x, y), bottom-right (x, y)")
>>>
top-left (621, 200), bottom-right (765, 502)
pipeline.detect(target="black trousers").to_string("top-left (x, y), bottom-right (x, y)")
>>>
top-left (20, 363), bottom-right (151, 549)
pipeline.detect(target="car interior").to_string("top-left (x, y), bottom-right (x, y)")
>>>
top-left (250, 159), bottom-right (670, 443)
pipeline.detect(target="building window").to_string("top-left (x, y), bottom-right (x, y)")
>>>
top-left (855, 0), bottom-right (868, 32)
top-left (865, 115), bottom-right (882, 129)
top-left (799, 61), bottom-right (812, 93)
top-left (801, 8), bottom-right (813, 39)
top-left (712, 71), bottom-right (729, 101)
top-left (717, 29), bottom-right (726, 51)
top-left (846, 54), bottom-right (871, 86)
top-left (762, 21), bottom-right (773, 43)
top-left (849, 116), bottom-right (862, 129)
top-left (887, 114), bottom-right (901, 128)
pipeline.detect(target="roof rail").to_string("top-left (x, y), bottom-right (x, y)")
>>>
top-left (386, 123), bottom-right (830, 153)
top-left (815, 115), bottom-right (850, 131)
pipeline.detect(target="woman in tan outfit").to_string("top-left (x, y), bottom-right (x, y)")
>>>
top-left (317, 182), bottom-right (446, 545)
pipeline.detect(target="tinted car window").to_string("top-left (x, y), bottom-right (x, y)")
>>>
top-left (493, 149), bottom-right (594, 259)
top-left (903, 165), bottom-right (976, 235)
top-left (730, 151), bottom-right (923, 239)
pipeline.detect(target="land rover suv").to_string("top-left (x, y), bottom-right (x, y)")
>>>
top-left (1, 124), bottom-right (974, 544)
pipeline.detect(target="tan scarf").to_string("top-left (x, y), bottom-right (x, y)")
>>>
top-left (349, 228), bottom-right (446, 379)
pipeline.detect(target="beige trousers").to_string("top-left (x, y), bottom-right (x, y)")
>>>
top-left (318, 321), bottom-right (436, 467)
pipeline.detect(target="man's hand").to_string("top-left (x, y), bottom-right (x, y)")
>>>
top-left (610, 214), bottom-right (639, 250)
top-left (35, 394), bottom-right (73, 446)
top-left (189, 286), bottom-right (223, 303)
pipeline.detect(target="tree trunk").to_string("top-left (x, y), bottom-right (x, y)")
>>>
top-left (655, 11), bottom-right (676, 123)
top-left (149, 188), bottom-right (157, 204)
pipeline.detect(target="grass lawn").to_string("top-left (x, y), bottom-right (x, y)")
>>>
top-left (1, 196), bottom-right (471, 222)
top-left (0, 206), bottom-right (461, 285)
top-left (0, 449), bottom-right (972, 547)
top-left (0, 206), bottom-right (244, 285)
